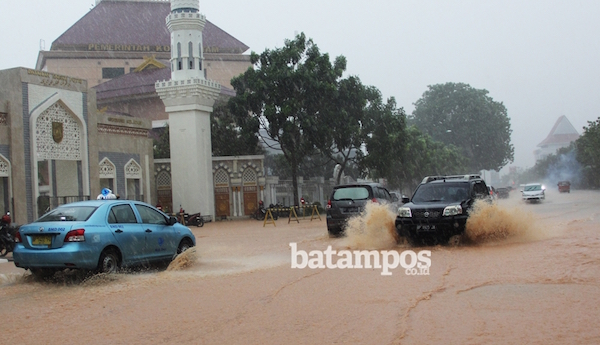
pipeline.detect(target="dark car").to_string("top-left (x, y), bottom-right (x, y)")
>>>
top-left (395, 174), bottom-right (491, 245)
top-left (496, 187), bottom-right (510, 199)
top-left (326, 182), bottom-right (396, 237)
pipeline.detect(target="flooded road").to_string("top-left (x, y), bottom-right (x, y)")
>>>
top-left (1, 189), bottom-right (600, 344)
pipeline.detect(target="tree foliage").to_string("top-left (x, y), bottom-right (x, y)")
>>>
top-left (153, 125), bottom-right (170, 159)
top-left (211, 99), bottom-right (264, 156)
top-left (316, 76), bottom-right (374, 184)
top-left (229, 33), bottom-right (346, 205)
top-left (265, 152), bottom-right (356, 181)
top-left (152, 99), bottom-right (264, 159)
top-left (385, 126), bottom-right (467, 192)
top-left (411, 82), bottom-right (514, 172)
top-left (576, 117), bottom-right (600, 188)
top-left (359, 95), bottom-right (407, 186)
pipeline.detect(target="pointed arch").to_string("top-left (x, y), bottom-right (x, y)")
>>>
top-left (214, 168), bottom-right (230, 187)
top-left (99, 158), bottom-right (116, 179)
top-left (124, 159), bottom-right (142, 200)
top-left (99, 158), bottom-right (117, 194)
top-left (0, 154), bottom-right (9, 178)
top-left (124, 159), bottom-right (142, 179)
top-left (29, 94), bottom-right (90, 218)
top-left (242, 168), bottom-right (257, 185)
top-left (156, 170), bottom-right (171, 189)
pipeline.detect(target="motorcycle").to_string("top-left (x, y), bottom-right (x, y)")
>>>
top-left (0, 212), bottom-right (17, 257)
top-left (253, 201), bottom-right (279, 221)
top-left (187, 212), bottom-right (205, 227)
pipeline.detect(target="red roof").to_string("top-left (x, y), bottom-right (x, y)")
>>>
top-left (52, 1), bottom-right (248, 54)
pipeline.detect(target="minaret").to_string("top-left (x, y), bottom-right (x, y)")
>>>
top-left (156, 0), bottom-right (221, 220)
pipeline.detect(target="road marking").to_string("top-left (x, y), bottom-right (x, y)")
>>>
top-left (0, 259), bottom-right (8, 263)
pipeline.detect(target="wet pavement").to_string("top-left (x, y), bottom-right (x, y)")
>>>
top-left (1, 188), bottom-right (599, 344)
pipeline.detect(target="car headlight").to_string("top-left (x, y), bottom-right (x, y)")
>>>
top-left (397, 207), bottom-right (412, 218)
top-left (443, 205), bottom-right (462, 216)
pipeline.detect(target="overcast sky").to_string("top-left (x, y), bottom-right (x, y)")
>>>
top-left (1, 0), bottom-right (599, 170)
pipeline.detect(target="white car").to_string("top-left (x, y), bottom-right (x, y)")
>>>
top-left (521, 183), bottom-right (545, 202)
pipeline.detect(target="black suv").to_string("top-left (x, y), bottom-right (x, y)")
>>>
top-left (395, 174), bottom-right (491, 245)
top-left (326, 182), bottom-right (398, 237)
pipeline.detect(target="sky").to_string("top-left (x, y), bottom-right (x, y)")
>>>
top-left (1, 0), bottom-right (600, 171)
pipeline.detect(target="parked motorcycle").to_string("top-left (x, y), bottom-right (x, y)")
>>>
top-left (0, 212), bottom-right (17, 257)
top-left (253, 201), bottom-right (279, 221)
top-left (187, 212), bottom-right (205, 227)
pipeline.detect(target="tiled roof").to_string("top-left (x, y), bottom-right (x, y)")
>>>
top-left (52, 1), bottom-right (248, 54)
top-left (537, 115), bottom-right (580, 147)
top-left (93, 63), bottom-right (236, 100)
top-left (94, 66), bottom-right (170, 100)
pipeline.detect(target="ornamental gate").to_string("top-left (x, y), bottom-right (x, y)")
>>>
top-left (214, 169), bottom-right (230, 218)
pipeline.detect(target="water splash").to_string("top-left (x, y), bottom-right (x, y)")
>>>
top-left (465, 200), bottom-right (540, 244)
top-left (167, 247), bottom-right (198, 271)
top-left (340, 202), bottom-right (399, 250)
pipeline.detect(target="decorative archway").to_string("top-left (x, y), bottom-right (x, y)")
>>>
top-left (124, 159), bottom-right (142, 200)
top-left (214, 168), bottom-right (230, 218)
top-left (99, 158), bottom-right (116, 194)
top-left (30, 97), bottom-right (89, 218)
top-left (156, 170), bottom-right (172, 213)
top-left (241, 168), bottom-right (258, 216)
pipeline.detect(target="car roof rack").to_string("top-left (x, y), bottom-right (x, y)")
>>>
top-left (421, 174), bottom-right (481, 183)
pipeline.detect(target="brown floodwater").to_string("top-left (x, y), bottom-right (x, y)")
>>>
top-left (1, 189), bottom-right (599, 344)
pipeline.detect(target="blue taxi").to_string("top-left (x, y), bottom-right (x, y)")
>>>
top-left (13, 200), bottom-right (195, 278)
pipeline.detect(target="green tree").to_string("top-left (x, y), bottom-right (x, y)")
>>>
top-left (153, 124), bottom-right (170, 159)
top-left (359, 95), bottom-right (407, 186)
top-left (390, 126), bottom-right (467, 192)
top-left (317, 76), bottom-right (374, 184)
top-left (576, 117), bottom-right (600, 188)
top-left (411, 82), bottom-right (514, 172)
top-left (211, 100), bottom-right (264, 156)
top-left (229, 33), bottom-right (346, 205)
top-left (152, 100), bottom-right (264, 159)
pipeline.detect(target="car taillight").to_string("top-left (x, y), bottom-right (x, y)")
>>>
top-left (326, 200), bottom-right (332, 209)
top-left (372, 198), bottom-right (378, 203)
top-left (14, 231), bottom-right (22, 243)
top-left (64, 229), bottom-right (85, 242)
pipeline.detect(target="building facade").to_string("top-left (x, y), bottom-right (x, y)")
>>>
top-left (36, 0), bottom-right (251, 90)
top-left (534, 115), bottom-right (580, 161)
top-left (5, 0), bottom-right (334, 221)
top-left (0, 68), bottom-right (153, 224)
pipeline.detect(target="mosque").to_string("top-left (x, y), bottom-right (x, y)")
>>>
top-left (0, 0), bottom-right (333, 225)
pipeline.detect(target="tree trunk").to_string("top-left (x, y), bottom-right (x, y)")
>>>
top-left (291, 165), bottom-right (299, 206)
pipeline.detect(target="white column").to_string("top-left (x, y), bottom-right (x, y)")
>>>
top-left (232, 187), bottom-right (237, 217)
top-left (237, 189), bottom-right (243, 216)
top-left (145, 154), bottom-right (151, 203)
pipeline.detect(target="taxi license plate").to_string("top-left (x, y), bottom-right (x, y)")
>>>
top-left (32, 235), bottom-right (52, 245)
